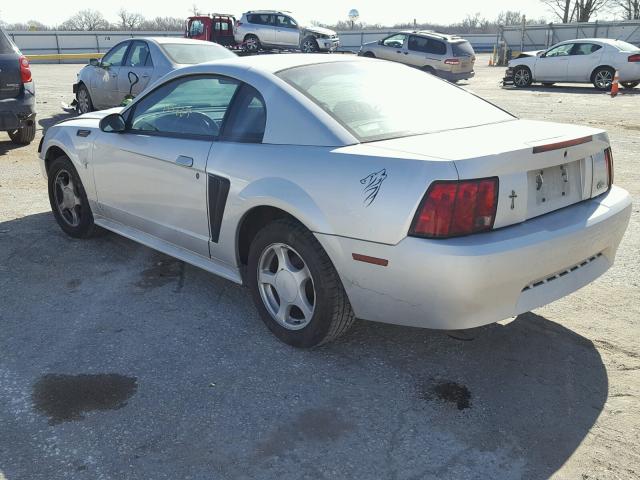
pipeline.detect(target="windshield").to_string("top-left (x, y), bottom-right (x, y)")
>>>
top-left (452, 41), bottom-right (474, 57)
top-left (277, 61), bottom-right (513, 142)
top-left (161, 43), bottom-right (236, 64)
top-left (611, 40), bottom-right (639, 52)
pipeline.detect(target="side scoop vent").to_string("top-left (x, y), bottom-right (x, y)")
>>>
top-left (522, 253), bottom-right (603, 292)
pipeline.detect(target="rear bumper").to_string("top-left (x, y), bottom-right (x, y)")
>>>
top-left (439, 70), bottom-right (475, 82)
top-left (0, 83), bottom-right (36, 131)
top-left (316, 186), bottom-right (631, 330)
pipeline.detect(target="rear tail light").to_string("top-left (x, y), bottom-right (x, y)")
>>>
top-left (604, 147), bottom-right (614, 188)
top-left (628, 54), bottom-right (640, 62)
top-left (410, 178), bottom-right (499, 239)
top-left (19, 55), bottom-right (32, 83)
top-left (444, 58), bottom-right (460, 65)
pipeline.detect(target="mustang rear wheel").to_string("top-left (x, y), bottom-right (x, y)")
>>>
top-left (247, 218), bottom-right (355, 348)
top-left (48, 155), bottom-right (100, 239)
top-left (513, 66), bottom-right (532, 88)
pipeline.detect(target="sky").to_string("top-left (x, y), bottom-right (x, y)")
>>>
top-left (0, 0), bottom-right (553, 27)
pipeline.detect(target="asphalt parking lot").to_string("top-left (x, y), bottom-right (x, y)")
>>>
top-left (1, 54), bottom-right (639, 480)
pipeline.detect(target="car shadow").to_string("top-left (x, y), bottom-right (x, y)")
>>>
top-left (506, 83), bottom-right (640, 95)
top-left (38, 111), bottom-right (77, 135)
top-left (0, 211), bottom-right (609, 479)
top-left (0, 137), bottom-right (25, 157)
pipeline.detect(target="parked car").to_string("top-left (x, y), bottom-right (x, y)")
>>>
top-left (73, 37), bottom-right (236, 114)
top-left (508, 38), bottom-right (640, 90)
top-left (0, 27), bottom-right (36, 144)
top-left (234, 10), bottom-right (340, 53)
top-left (40, 55), bottom-right (631, 348)
top-left (185, 13), bottom-right (237, 47)
top-left (359, 30), bottom-right (475, 82)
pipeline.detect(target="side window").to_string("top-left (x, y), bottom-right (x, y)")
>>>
top-left (129, 75), bottom-right (240, 138)
top-left (545, 44), bottom-right (573, 57)
top-left (382, 34), bottom-right (407, 48)
top-left (189, 20), bottom-right (204, 37)
top-left (408, 35), bottom-right (429, 53)
top-left (277, 15), bottom-right (298, 28)
top-left (126, 41), bottom-right (152, 68)
top-left (250, 14), bottom-right (273, 25)
top-left (221, 85), bottom-right (266, 143)
top-left (572, 43), bottom-right (602, 55)
top-left (426, 39), bottom-right (447, 55)
top-left (102, 42), bottom-right (130, 67)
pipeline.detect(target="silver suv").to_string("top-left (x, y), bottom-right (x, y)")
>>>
top-left (359, 31), bottom-right (476, 82)
top-left (234, 11), bottom-right (340, 53)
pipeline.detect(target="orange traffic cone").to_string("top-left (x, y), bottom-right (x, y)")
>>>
top-left (611, 71), bottom-right (620, 97)
top-left (488, 57), bottom-right (493, 66)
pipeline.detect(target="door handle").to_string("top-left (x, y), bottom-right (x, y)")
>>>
top-left (141, 74), bottom-right (150, 78)
top-left (176, 155), bottom-right (194, 167)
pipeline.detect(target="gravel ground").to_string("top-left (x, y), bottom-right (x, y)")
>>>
top-left (0, 55), bottom-right (638, 480)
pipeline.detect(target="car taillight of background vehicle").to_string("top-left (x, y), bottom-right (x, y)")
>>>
top-left (605, 147), bottom-right (614, 188)
top-left (628, 54), bottom-right (640, 62)
top-left (410, 178), bottom-right (499, 238)
top-left (19, 55), bottom-right (32, 83)
top-left (444, 58), bottom-right (460, 65)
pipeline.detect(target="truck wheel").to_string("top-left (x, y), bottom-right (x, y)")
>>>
top-left (48, 155), bottom-right (101, 239)
top-left (513, 66), bottom-right (533, 88)
top-left (247, 218), bottom-right (355, 348)
top-left (76, 84), bottom-right (94, 114)
top-left (8, 122), bottom-right (36, 145)
top-left (301, 36), bottom-right (318, 53)
top-left (243, 35), bottom-right (260, 53)
top-left (592, 67), bottom-right (615, 90)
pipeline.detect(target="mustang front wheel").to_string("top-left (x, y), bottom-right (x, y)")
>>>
top-left (48, 155), bottom-right (100, 238)
top-left (248, 218), bottom-right (355, 347)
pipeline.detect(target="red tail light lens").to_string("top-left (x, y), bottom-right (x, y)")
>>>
top-left (19, 55), bottom-right (32, 83)
top-left (604, 147), bottom-right (614, 188)
top-left (444, 58), bottom-right (460, 65)
top-left (628, 54), bottom-right (640, 62)
top-left (410, 178), bottom-right (499, 238)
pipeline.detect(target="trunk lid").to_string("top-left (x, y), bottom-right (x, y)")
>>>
top-left (369, 119), bottom-right (608, 229)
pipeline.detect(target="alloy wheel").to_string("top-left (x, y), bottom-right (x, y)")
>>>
top-left (594, 70), bottom-right (613, 89)
top-left (301, 39), bottom-right (316, 53)
top-left (77, 88), bottom-right (90, 114)
top-left (514, 68), bottom-right (530, 87)
top-left (54, 169), bottom-right (82, 227)
top-left (257, 243), bottom-right (316, 330)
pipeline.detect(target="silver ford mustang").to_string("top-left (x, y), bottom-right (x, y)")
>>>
top-left (39, 54), bottom-right (631, 347)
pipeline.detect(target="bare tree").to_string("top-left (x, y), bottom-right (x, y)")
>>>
top-left (139, 17), bottom-right (184, 31)
top-left (60, 9), bottom-right (109, 30)
top-left (540, 0), bottom-right (614, 22)
top-left (615, 0), bottom-right (640, 18)
top-left (117, 9), bottom-right (144, 30)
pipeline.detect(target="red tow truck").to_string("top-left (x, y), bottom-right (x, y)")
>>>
top-left (185, 14), bottom-right (238, 48)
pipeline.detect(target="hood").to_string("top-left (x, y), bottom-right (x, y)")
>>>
top-left (303, 25), bottom-right (337, 36)
top-left (516, 50), bottom-right (544, 59)
top-left (78, 107), bottom-right (125, 120)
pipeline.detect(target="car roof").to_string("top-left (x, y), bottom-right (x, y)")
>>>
top-left (143, 37), bottom-right (216, 46)
top-left (396, 30), bottom-right (466, 42)
top-left (200, 53), bottom-right (364, 74)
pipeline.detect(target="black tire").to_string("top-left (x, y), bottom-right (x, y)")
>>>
top-left (362, 51), bottom-right (375, 58)
top-left (247, 218), bottom-right (355, 348)
top-left (243, 34), bottom-right (260, 53)
top-left (513, 66), bottom-right (533, 88)
top-left (47, 155), bottom-right (101, 239)
top-left (621, 81), bottom-right (639, 89)
top-left (76, 84), bottom-right (94, 114)
top-left (542, 82), bottom-right (555, 87)
top-left (422, 66), bottom-right (436, 76)
top-left (8, 122), bottom-right (36, 145)
top-left (592, 66), bottom-right (615, 91)
top-left (301, 36), bottom-right (318, 53)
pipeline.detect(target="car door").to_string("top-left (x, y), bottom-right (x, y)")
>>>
top-left (567, 43), bottom-right (603, 82)
top-left (91, 41), bottom-right (130, 108)
top-left (91, 74), bottom-right (242, 257)
top-left (405, 35), bottom-right (429, 67)
top-left (253, 14), bottom-right (276, 45)
top-left (534, 43), bottom-right (573, 81)
top-left (376, 33), bottom-right (408, 61)
top-left (275, 15), bottom-right (300, 48)
top-left (117, 40), bottom-right (154, 101)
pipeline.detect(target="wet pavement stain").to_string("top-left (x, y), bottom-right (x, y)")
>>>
top-left (32, 373), bottom-right (137, 425)
top-left (422, 381), bottom-right (472, 410)
top-left (135, 257), bottom-right (184, 290)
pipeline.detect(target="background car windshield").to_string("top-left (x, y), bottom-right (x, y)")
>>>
top-left (161, 43), bottom-right (236, 64)
top-left (278, 61), bottom-right (513, 142)
top-left (452, 41), bottom-right (474, 56)
top-left (0, 30), bottom-right (16, 54)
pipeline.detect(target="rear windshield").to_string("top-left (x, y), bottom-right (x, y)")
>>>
top-left (277, 61), bottom-right (513, 142)
top-left (452, 41), bottom-right (474, 57)
top-left (161, 43), bottom-right (236, 64)
top-left (611, 40), bottom-right (639, 52)
top-left (0, 30), bottom-right (17, 54)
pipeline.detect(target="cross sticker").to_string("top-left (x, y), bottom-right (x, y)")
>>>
top-left (509, 190), bottom-right (518, 210)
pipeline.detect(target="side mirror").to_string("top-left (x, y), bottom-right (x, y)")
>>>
top-left (89, 58), bottom-right (99, 66)
top-left (378, 40), bottom-right (383, 45)
top-left (99, 113), bottom-right (126, 133)
top-left (538, 51), bottom-right (545, 58)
